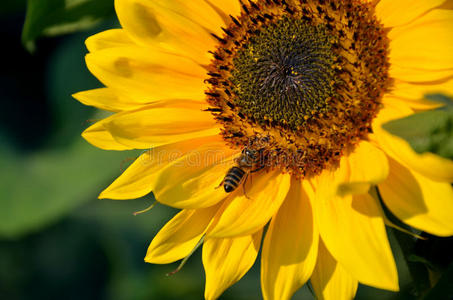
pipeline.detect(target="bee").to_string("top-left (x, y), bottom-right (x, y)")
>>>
top-left (221, 147), bottom-right (264, 193)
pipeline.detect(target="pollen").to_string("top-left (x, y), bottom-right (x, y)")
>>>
top-left (205, 0), bottom-right (392, 178)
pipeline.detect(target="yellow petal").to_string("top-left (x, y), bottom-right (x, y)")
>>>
top-left (145, 205), bottom-right (219, 264)
top-left (152, 142), bottom-right (239, 209)
top-left (317, 141), bottom-right (389, 198)
top-left (390, 79), bottom-right (453, 110)
top-left (378, 157), bottom-right (453, 237)
top-left (85, 29), bottom-right (133, 52)
top-left (311, 240), bottom-right (358, 300)
top-left (100, 135), bottom-right (236, 209)
top-left (376, 0), bottom-right (445, 28)
top-left (440, 1), bottom-right (453, 9)
top-left (261, 179), bottom-right (318, 300)
top-left (73, 88), bottom-right (150, 112)
top-left (102, 101), bottom-right (220, 149)
top-left (390, 65), bottom-right (453, 83)
top-left (85, 46), bottom-right (206, 101)
top-left (389, 10), bottom-right (453, 77)
top-left (372, 99), bottom-right (453, 182)
top-left (207, 170), bottom-right (291, 238)
top-left (338, 141), bottom-right (389, 196)
top-left (115, 0), bottom-right (220, 63)
top-left (202, 230), bottom-right (263, 300)
top-left (82, 118), bottom-right (132, 150)
top-left (315, 184), bottom-right (398, 291)
top-left (99, 136), bottom-right (210, 199)
top-left (204, 0), bottom-right (241, 25)
top-left (152, 0), bottom-right (226, 34)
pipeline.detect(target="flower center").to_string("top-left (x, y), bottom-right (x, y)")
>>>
top-left (205, 0), bottom-right (392, 177)
top-left (231, 17), bottom-right (338, 130)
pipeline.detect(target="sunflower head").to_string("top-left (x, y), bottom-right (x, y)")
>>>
top-left (206, 0), bottom-right (392, 177)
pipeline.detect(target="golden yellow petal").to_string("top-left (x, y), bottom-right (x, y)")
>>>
top-left (151, 0), bottom-right (226, 35)
top-left (207, 170), bottom-right (291, 238)
top-left (339, 141), bottom-right (389, 196)
top-left (389, 9), bottom-right (453, 76)
top-left (81, 118), bottom-right (132, 150)
top-left (145, 205), bottom-right (220, 264)
top-left (204, 0), bottom-right (241, 24)
top-left (376, 0), bottom-right (445, 28)
top-left (202, 230), bottom-right (263, 300)
top-left (439, 1), bottom-right (453, 10)
top-left (372, 98), bottom-right (453, 182)
top-left (99, 135), bottom-right (235, 209)
top-left (85, 46), bottom-right (206, 101)
top-left (115, 0), bottom-right (221, 63)
top-left (390, 65), bottom-right (453, 82)
top-left (379, 157), bottom-right (453, 237)
top-left (315, 182), bottom-right (398, 291)
top-left (261, 179), bottom-right (318, 300)
top-left (317, 141), bottom-right (389, 198)
top-left (152, 142), bottom-right (239, 209)
top-left (390, 78), bottom-right (453, 110)
top-left (85, 29), bottom-right (133, 52)
top-left (311, 240), bottom-right (358, 300)
top-left (73, 88), bottom-right (150, 112)
top-left (102, 101), bottom-right (220, 149)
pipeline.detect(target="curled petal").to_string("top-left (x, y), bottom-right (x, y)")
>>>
top-left (202, 230), bottom-right (263, 300)
top-left (73, 88), bottom-right (152, 112)
top-left (85, 29), bottom-right (133, 52)
top-left (145, 205), bottom-right (220, 264)
top-left (82, 118), bottom-right (132, 151)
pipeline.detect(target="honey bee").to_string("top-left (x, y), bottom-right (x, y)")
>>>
top-left (221, 147), bottom-right (264, 193)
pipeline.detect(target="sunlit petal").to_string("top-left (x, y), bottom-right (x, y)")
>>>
top-left (203, 230), bottom-right (263, 300)
top-left (261, 179), bottom-right (318, 300)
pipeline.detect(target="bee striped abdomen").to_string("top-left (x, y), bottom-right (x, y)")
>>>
top-left (224, 166), bottom-right (246, 193)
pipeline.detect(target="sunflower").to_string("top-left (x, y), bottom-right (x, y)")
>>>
top-left (73, 0), bottom-right (453, 299)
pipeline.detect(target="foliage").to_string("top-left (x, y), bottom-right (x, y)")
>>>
top-left (383, 95), bottom-right (453, 159)
top-left (22, 0), bottom-right (115, 52)
top-left (1, 8), bottom-right (128, 238)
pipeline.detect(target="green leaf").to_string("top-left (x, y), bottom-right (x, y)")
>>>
top-left (0, 139), bottom-right (138, 239)
top-left (423, 261), bottom-right (453, 300)
top-left (22, 0), bottom-right (115, 52)
top-left (376, 188), bottom-right (430, 298)
top-left (382, 98), bottom-right (453, 160)
top-left (0, 19), bottom-right (137, 239)
top-left (391, 229), bottom-right (432, 298)
top-left (425, 94), bottom-right (453, 108)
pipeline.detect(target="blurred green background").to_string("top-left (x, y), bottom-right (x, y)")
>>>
top-left (1, 1), bottom-right (452, 299)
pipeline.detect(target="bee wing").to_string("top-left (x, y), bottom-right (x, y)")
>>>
top-left (215, 154), bottom-right (238, 167)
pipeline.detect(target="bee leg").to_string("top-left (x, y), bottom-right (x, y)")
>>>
top-left (251, 165), bottom-right (265, 173)
top-left (215, 177), bottom-right (226, 189)
top-left (242, 173), bottom-right (252, 200)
